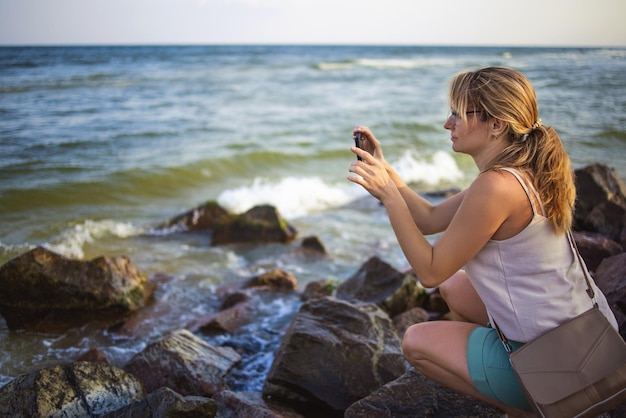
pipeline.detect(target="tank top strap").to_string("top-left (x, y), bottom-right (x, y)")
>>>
top-left (499, 167), bottom-right (546, 217)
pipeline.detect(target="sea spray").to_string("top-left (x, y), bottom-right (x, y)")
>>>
top-left (45, 220), bottom-right (143, 259)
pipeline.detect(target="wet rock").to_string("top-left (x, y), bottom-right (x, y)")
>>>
top-left (76, 347), bottom-right (111, 364)
top-left (156, 200), bottom-right (229, 232)
top-left (213, 390), bottom-right (304, 418)
top-left (211, 205), bottom-right (297, 246)
top-left (573, 231), bottom-right (623, 272)
top-left (124, 328), bottom-right (241, 397)
top-left (244, 269), bottom-right (298, 291)
top-left (189, 299), bottom-right (256, 334)
top-left (574, 164), bottom-right (626, 240)
top-left (263, 297), bottom-right (406, 416)
top-left (188, 269), bottom-right (297, 334)
top-left (301, 279), bottom-right (337, 301)
top-left (345, 369), bottom-right (502, 418)
top-left (0, 246), bottom-right (153, 331)
top-left (220, 290), bottom-right (251, 310)
top-left (336, 256), bottom-right (427, 318)
top-left (300, 235), bottom-right (326, 254)
top-left (594, 253), bottom-right (626, 339)
top-left (0, 361), bottom-right (145, 418)
top-left (101, 386), bottom-right (217, 418)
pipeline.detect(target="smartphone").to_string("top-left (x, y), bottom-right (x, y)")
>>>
top-left (353, 132), bottom-right (362, 161)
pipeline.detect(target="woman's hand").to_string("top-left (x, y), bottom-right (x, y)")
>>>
top-left (352, 126), bottom-right (383, 161)
top-left (348, 127), bottom-right (399, 203)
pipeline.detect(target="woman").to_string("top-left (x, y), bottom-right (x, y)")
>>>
top-left (348, 66), bottom-right (618, 416)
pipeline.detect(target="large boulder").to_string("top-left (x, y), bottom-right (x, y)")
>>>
top-left (211, 205), bottom-right (297, 245)
top-left (213, 390), bottom-right (304, 418)
top-left (0, 361), bottom-right (145, 418)
top-left (0, 246), bottom-right (153, 331)
top-left (156, 200), bottom-right (229, 232)
top-left (124, 329), bottom-right (241, 397)
top-left (336, 256), bottom-right (427, 318)
top-left (345, 369), bottom-right (502, 418)
top-left (574, 164), bottom-right (626, 244)
top-left (594, 253), bottom-right (626, 340)
top-left (101, 386), bottom-right (218, 418)
top-left (263, 297), bottom-right (406, 416)
top-left (573, 231), bottom-right (623, 272)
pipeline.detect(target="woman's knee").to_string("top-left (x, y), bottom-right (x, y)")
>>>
top-left (401, 322), bottom-right (433, 364)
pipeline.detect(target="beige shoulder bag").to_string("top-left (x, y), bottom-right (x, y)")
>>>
top-left (494, 231), bottom-right (626, 418)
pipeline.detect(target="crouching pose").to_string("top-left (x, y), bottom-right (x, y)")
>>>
top-left (348, 66), bottom-right (618, 416)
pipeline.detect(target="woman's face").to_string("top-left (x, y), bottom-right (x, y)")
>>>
top-left (444, 108), bottom-right (491, 156)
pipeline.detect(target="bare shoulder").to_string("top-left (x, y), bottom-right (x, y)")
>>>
top-left (467, 169), bottom-right (522, 199)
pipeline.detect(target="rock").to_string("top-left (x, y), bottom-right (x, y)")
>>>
top-left (0, 361), bottom-right (145, 418)
top-left (76, 347), bottom-right (111, 364)
top-left (211, 205), bottom-right (297, 246)
top-left (345, 369), bottom-right (502, 418)
top-left (124, 328), bottom-right (241, 397)
top-left (425, 289), bottom-right (449, 317)
top-left (190, 299), bottom-right (256, 334)
top-left (574, 164), bottom-right (626, 238)
top-left (263, 297), bottom-right (406, 416)
top-left (300, 236), bottom-right (326, 254)
top-left (573, 231), bottom-right (623, 272)
top-left (188, 269), bottom-right (297, 334)
top-left (301, 279), bottom-right (337, 302)
top-left (101, 386), bottom-right (218, 418)
top-left (244, 269), bottom-right (298, 291)
top-left (213, 390), bottom-right (305, 418)
top-left (336, 256), bottom-right (427, 318)
top-left (0, 246), bottom-right (153, 331)
top-left (156, 200), bottom-right (229, 232)
top-left (220, 291), bottom-right (251, 310)
top-left (594, 253), bottom-right (626, 339)
top-left (392, 307), bottom-right (429, 339)
top-left (585, 201), bottom-right (626, 243)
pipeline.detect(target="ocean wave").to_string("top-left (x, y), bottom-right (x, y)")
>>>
top-left (217, 177), bottom-right (365, 219)
top-left (215, 150), bottom-right (465, 218)
top-left (315, 56), bottom-right (457, 71)
top-left (0, 219), bottom-right (143, 262)
top-left (0, 74), bottom-right (133, 94)
top-left (44, 219), bottom-right (143, 259)
top-left (394, 150), bottom-right (465, 185)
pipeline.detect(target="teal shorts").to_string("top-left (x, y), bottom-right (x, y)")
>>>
top-left (467, 326), bottom-right (531, 410)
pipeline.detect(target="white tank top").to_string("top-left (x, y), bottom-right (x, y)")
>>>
top-left (464, 168), bottom-right (618, 342)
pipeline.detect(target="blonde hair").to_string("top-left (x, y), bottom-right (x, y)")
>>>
top-left (448, 66), bottom-right (576, 233)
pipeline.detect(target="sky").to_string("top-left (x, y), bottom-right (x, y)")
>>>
top-left (1, 0), bottom-right (625, 47)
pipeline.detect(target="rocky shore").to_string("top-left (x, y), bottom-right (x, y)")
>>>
top-left (0, 163), bottom-right (625, 417)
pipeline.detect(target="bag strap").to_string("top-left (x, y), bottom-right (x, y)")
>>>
top-left (493, 229), bottom-right (595, 353)
top-left (566, 229), bottom-right (596, 301)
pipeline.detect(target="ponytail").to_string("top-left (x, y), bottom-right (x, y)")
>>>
top-left (449, 67), bottom-right (576, 233)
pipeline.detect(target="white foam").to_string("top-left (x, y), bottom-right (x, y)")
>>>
top-left (45, 219), bottom-right (142, 259)
top-left (317, 57), bottom-right (457, 72)
top-left (356, 57), bottom-right (453, 69)
top-left (217, 176), bottom-right (365, 219)
top-left (393, 150), bottom-right (464, 185)
top-left (216, 151), bottom-right (464, 218)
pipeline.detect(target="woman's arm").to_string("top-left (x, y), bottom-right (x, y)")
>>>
top-left (396, 183), bottom-right (466, 235)
top-left (349, 147), bottom-right (514, 288)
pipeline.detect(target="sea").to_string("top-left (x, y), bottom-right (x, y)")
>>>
top-left (1, 45), bottom-right (625, 389)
